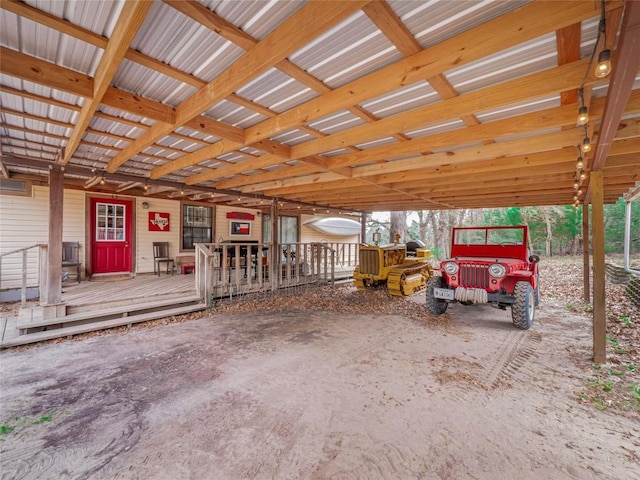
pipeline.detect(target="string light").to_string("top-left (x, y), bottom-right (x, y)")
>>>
top-left (595, 49), bottom-right (612, 78)
top-left (577, 88), bottom-right (589, 125)
top-left (573, 179), bottom-right (580, 189)
top-left (579, 170), bottom-right (586, 180)
top-left (582, 137), bottom-right (591, 153)
top-left (99, 177), bottom-right (105, 185)
top-left (577, 106), bottom-right (589, 126)
top-left (576, 156), bottom-right (584, 170)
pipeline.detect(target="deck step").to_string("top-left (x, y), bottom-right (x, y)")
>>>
top-left (2, 303), bottom-right (207, 348)
top-left (17, 295), bottom-right (202, 330)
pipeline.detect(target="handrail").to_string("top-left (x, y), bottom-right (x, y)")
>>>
top-left (0, 242), bottom-right (43, 258)
top-left (0, 242), bottom-right (48, 307)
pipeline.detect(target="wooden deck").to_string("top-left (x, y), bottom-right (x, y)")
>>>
top-left (61, 273), bottom-right (197, 312)
top-left (1, 266), bottom-right (356, 347)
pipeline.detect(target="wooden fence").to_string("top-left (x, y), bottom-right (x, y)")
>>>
top-left (194, 242), bottom-right (359, 306)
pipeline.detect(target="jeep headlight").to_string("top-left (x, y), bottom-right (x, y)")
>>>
top-left (488, 263), bottom-right (506, 278)
top-left (443, 261), bottom-right (459, 275)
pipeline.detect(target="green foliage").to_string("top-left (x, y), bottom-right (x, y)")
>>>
top-left (0, 423), bottom-right (14, 435)
top-left (368, 200), bottom-right (640, 256)
top-left (32, 414), bottom-right (52, 425)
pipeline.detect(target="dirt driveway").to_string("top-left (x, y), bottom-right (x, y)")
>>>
top-left (1, 287), bottom-right (638, 479)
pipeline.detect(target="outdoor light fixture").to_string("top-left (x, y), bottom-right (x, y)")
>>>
top-left (372, 229), bottom-right (382, 246)
top-left (582, 137), bottom-right (591, 153)
top-left (595, 49), bottom-right (612, 78)
top-left (577, 106), bottom-right (589, 126)
top-left (142, 201), bottom-right (149, 209)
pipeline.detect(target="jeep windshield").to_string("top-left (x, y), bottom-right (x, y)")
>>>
top-left (451, 226), bottom-right (528, 261)
top-left (454, 227), bottom-right (524, 246)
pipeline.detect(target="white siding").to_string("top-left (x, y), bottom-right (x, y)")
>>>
top-left (300, 214), bottom-right (360, 244)
top-left (0, 186), bottom-right (86, 289)
top-left (135, 197), bottom-right (181, 274)
top-left (215, 205), bottom-right (262, 242)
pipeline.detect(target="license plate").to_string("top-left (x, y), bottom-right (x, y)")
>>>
top-left (434, 287), bottom-right (454, 300)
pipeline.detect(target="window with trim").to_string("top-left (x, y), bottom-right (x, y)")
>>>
top-left (262, 215), bottom-right (298, 244)
top-left (0, 179), bottom-right (32, 197)
top-left (182, 204), bottom-right (212, 249)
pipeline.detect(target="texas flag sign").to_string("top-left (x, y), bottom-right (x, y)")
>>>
top-left (149, 212), bottom-right (170, 231)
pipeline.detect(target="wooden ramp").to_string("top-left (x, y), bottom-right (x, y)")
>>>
top-left (1, 274), bottom-right (206, 348)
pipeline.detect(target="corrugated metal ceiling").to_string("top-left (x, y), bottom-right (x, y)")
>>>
top-left (0, 0), bottom-right (638, 213)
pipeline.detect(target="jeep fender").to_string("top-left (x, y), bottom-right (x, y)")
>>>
top-left (503, 270), bottom-right (535, 294)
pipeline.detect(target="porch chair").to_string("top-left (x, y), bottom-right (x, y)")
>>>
top-left (62, 241), bottom-right (82, 283)
top-left (153, 242), bottom-right (174, 276)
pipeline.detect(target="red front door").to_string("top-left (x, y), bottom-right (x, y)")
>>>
top-left (90, 198), bottom-right (133, 274)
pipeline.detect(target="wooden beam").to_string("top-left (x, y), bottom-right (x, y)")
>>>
top-left (46, 166), bottom-right (64, 305)
top-left (296, 57), bottom-right (597, 163)
top-left (590, 170), bottom-right (606, 364)
top-left (591, 0), bottom-right (640, 173)
top-left (582, 204), bottom-right (590, 303)
top-left (0, 47), bottom-right (94, 98)
top-left (105, 1), bottom-right (369, 174)
top-left (101, 87), bottom-right (175, 124)
top-left (63, 1), bottom-right (153, 165)
top-left (244, 1), bottom-right (617, 146)
top-left (556, 22), bottom-right (582, 105)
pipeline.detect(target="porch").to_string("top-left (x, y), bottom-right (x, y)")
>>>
top-left (0, 242), bottom-right (357, 348)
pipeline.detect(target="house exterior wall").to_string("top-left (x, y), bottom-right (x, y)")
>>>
top-left (135, 197), bottom-right (181, 274)
top-left (1, 187), bottom-right (353, 291)
top-left (215, 205), bottom-right (262, 243)
top-left (0, 186), bottom-right (85, 289)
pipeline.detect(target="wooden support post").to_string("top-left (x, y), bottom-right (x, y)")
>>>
top-left (46, 167), bottom-right (63, 305)
top-left (270, 202), bottom-right (278, 291)
top-left (591, 170), bottom-right (606, 364)
top-left (360, 212), bottom-right (368, 244)
top-left (582, 203), bottom-right (590, 303)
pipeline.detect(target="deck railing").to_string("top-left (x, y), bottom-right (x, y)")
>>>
top-left (0, 243), bottom-right (48, 307)
top-left (194, 242), bottom-right (358, 306)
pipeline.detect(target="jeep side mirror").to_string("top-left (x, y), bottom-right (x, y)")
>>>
top-left (529, 254), bottom-right (540, 263)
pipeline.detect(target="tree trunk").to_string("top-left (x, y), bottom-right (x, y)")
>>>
top-left (389, 211), bottom-right (407, 244)
top-left (540, 207), bottom-right (554, 257)
top-left (520, 208), bottom-right (535, 254)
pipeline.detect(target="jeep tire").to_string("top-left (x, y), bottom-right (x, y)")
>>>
top-left (426, 275), bottom-right (448, 315)
top-left (511, 281), bottom-right (535, 330)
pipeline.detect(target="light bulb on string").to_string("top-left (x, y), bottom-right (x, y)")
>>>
top-left (577, 106), bottom-right (589, 126)
top-left (576, 156), bottom-right (584, 169)
top-left (573, 179), bottom-right (579, 189)
top-left (582, 137), bottom-right (591, 153)
top-left (579, 170), bottom-right (586, 180)
top-left (595, 49), bottom-right (611, 78)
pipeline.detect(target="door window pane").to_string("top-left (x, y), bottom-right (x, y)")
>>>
top-left (96, 203), bottom-right (126, 241)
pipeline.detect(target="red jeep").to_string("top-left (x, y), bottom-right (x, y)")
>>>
top-left (426, 226), bottom-right (540, 329)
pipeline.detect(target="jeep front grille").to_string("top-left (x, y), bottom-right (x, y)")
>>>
top-left (458, 263), bottom-right (490, 288)
top-left (358, 250), bottom-right (380, 275)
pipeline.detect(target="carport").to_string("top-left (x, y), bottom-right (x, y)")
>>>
top-left (1, 0), bottom-right (640, 363)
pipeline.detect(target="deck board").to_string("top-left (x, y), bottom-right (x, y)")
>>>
top-left (62, 273), bottom-right (196, 307)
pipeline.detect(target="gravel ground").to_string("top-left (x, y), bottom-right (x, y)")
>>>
top-left (1, 270), bottom-right (638, 479)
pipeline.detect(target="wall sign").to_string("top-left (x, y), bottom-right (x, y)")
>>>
top-left (226, 211), bottom-right (255, 220)
top-left (149, 212), bottom-right (170, 231)
top-left (229, 221), bottom-right (251, 236)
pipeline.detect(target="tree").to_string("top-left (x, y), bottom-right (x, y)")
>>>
top-left (389, 211), bottom-right (407, 243)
